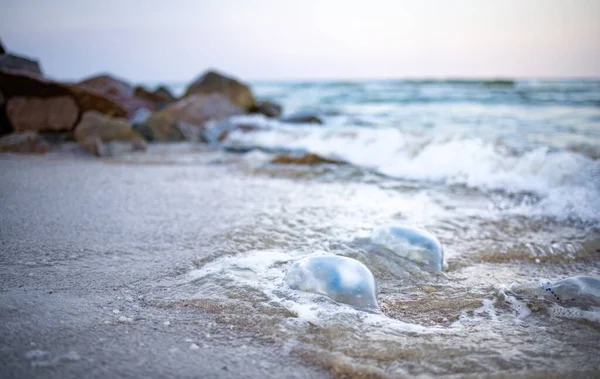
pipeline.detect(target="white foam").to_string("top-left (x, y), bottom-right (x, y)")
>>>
top-left (225, 123), bottom-right (600, 222)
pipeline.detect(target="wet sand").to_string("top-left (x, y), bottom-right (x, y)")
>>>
top-left (0, 155), bottom-right (326, 379)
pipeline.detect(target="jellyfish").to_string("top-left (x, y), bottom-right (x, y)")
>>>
top-left (370, 225), bottom-right (444, 272)
top-left (284, 255), bottom-right (379, 311)
top-left (540, 276), bottom-right (600, 308)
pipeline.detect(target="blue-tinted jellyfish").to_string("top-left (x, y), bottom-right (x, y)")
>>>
top-left (284, 255), bottom-right (379, 311)
top-left (370, 225), bottom-right (444, 272)
top-left (540, 276), bottom-right (600, 308)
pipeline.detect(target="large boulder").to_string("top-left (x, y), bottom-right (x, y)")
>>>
top-left (0, 70), bottom-right (127, 117)
top-left (6, 96), bottom-right (78, 132)
top-left (74, 111), bottom-right (146, 156)
top-left (0, 132), bottom-right (52, 154)
top-left (161, 93), bottom-right (243, 128)
top-left (133, 86), bottom-right (175, 109)
top-left (0, 54), bottom-right (43, 76)
top-left (250, 100), bottom-right (282, 118)
top-left (79, 74), bottom-right (151, 117)
top-left (184, 70), bottom-right (255, 110)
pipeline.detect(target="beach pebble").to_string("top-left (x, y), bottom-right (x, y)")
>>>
top-left (370, 225), bottom-right (444, 272)
top-left (285, 255), bottom-right (379, 311)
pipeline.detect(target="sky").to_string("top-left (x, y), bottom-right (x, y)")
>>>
top-left (1, 0), bottom-right (600, 82)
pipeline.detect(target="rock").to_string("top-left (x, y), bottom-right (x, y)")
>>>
top-left (281, 112), bottom-right (323, 125)
top-left (0, 39), bottom-right (5, 54)
top-left (370, 225), bottom-right (444, 272)
top-left (272, 153), bottom-right (345, 165)
top-left (251, 100), bottom-right (282, 118)
top-left (80, 74), bottom-right (134, 98)
top-left (184, 70), bottom-right (255, 110)
top-left (133, 113), bottom-right (184, 142)
top-left (6, 96), bottom-right (79, 132)
top-left (79, 74), bottom-right (151, 117)
top-left (161, 93), bottom-right (243, 128)
top-left (154, 86), bottom-right (175, 103)
top-left (74, 111), bottom-right (146, 156)
top-left (133, 86), bottom-right (175, 108)
top-left (0, 70), bottom-right (127, 121)
top-left (285, 255), bottom-right (379, 311)
top-left (0, 54), bottom-right (43, 76)
top-left (0, 132), bottom-right (52, 154)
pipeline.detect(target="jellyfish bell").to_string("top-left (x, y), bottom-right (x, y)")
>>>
top-left (541, 276), bottom-right (600, 308)
top-left (370, 225), bottom-right (444, 272)
top-left (284, 255), bottom-right (379, 311)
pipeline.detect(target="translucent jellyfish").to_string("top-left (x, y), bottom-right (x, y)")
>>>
top-left (284, 255), bottom-right (379, 311)
top-left (370, 225), bottom-right (444, 272)
top-left (540, 276), bottom-right (600, 308)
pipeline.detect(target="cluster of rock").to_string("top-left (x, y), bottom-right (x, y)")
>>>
top-left (0, 39), bottom-right (288, 156)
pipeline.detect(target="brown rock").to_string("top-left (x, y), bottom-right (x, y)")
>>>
top-left (272, 153), bottom-right (345, 165)
top-left (133, 113), bottom-right (184, 142)
top-left (133, 86), bottom-right (175, 108)
top-left (74, 111), bottom-right (138, 143)
top-left (0, 70), bottom-right (127, 121)
top-left (0, 54), bottom-right (43, 76)
top-left (0, 132), bottom-right (52, 154)
top-left (251, 100), bottom-right (282, 118)
top-left (161, 93), bottom-right (243, 128)
top-left (80, 74), bottom-right (134, 98)
top-left (184, 70), bottom-right (255, 110)
top-left (154, 86), bottom-right (175, 103)
top-left (7, 96), bottom-right (78, 132)
top-left (79, 74), bottom-right (151, 117)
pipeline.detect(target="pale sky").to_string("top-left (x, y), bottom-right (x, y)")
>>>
top-left (1, 0), bottom-right (599, 82)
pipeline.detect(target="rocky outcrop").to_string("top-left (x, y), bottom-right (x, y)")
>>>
top-left (74, 111), bottom-right (146, 156)
top-left (161, 93), bottom-right (243, 128)
top-left (251, 100), bottom-right (282, 118)
top-left (272, 153), bottom-right (345, 165)
top-left (0, 70), bottom-right (127, 117)
top-left (281, 112), bottom-right (323, 125)
top-left (184, 70), bottom-right (255, 110)
top-left (0, 39), bottom-right (5, 55)
top-left (133, 86), bottom-right (175, 109)
top-left (0, 132), bottom-right (52, 154)
top-left (6, 96), bottom-right (79, 132)
top-left (79, 74), bottom-right (151, 117)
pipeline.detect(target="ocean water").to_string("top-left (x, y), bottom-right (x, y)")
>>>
top-left (128, 79), bottom-right (600, 375)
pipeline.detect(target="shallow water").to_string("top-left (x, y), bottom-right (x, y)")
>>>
top-left (102, 140), bottom-right (598, 377)
top-left (142, 79), bottom-right (600, 376)
top-left (5, 79), bottom-right (600, 377)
